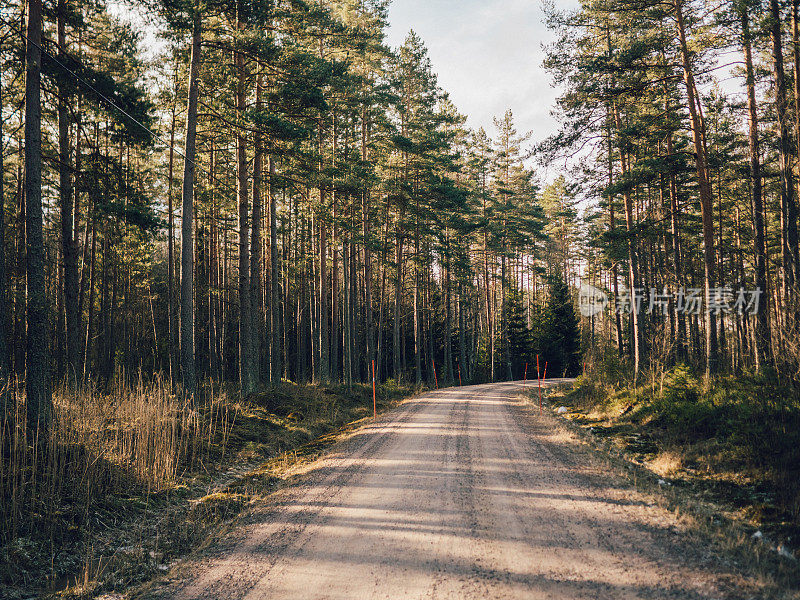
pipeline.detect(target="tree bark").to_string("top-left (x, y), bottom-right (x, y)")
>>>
top-left (319, 190), bottom-right (329, 383)
top-left (236, 3), bottom-right (254, 394)
top-left (343, 231), bottom-right (353, 387)
top-left (770, 0), bottom-right (800, 298)
top-left (742, 7), bottom-right (772, 367)
top-left (24, 0), bottom-right (51, 428)
top-left (675, 0), bottom-right (718, 374)
top-left (444, 233), bottom-right (453, 382)
top-left (501, 237), bottom-right (512, 381)
top-left (612, 101), bottom-right (642, 380)
top-left (269, 155), bottom-right (281, 384)
top-left (605, 107), bottom-right (624, 357)
top-left (393, 210), bottom-right (403, 381)
top-left (0, 55), bottom-right (8, 380)
top-left (362, 107), bottom-right (373, 379)
top-left (167, 56), bottom-right (179, 384)
top-left (57, 0), bottom-right (80, 385)
top-left (180, 4), bottom-right (201, 399)
top-left (413, 199), bottom-right (422, 385)
top-left (482, 192), bottom-right (494, 382)
top-left (252, 69), bottom-right (265, 384)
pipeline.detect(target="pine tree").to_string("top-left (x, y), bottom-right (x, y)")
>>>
top-left (543, 274), bottom-right (581, 378)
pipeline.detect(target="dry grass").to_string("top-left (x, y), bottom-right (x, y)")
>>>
top-left (650, 451), bottom-right (683, 478)
top-left (0, 376), bottom-right (235, 596)
top-left (546, 366), bottom-right (800, 565)
top-left (533, 385), bottom-right (800, 598)
top-left (0, 376), bottom-right (416, 599)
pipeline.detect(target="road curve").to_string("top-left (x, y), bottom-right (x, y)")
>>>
top-left (148, 380), bottom-right (748, 600)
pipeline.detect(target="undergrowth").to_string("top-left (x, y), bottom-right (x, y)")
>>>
top-left (0, 377), bottom-right (416, 599)
top-left (562, 361), bottom-right (800, 536)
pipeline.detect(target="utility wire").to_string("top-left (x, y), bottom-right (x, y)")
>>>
top-left (4, 14), bottom-right (400, 221)
top-left (0, 14), bottom-right (267, 207)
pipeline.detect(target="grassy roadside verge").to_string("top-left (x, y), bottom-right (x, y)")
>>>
top-left (529, 373), bottom-right (800, 596)
top-left (3, 380), bottom-right (417, 600)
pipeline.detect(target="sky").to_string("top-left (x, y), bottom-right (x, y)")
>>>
top-left (385, 0), bottom-right (577, 155)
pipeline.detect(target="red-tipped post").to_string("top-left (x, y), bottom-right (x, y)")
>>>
top-left (372, 359), bottom-right (376, 418)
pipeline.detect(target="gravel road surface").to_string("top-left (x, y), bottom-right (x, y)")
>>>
top-left (147, 380), bottom-right (753, 599)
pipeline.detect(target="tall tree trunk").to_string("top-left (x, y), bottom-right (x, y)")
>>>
top-left (605, 112), bottom-right (624, 357)
top-left (376, 194), bottom-right (390, 380)
top-left (316, 42), bottom-right (330, 384)
top-left (458, 281), bottom-right (467, 382)
top-left (742, 8), bottom-right (772, 367)
top-left (349, 227), bottom-right (357, 381)
top-left (310, 211), bottom-right (319, 382)
top-left (425, 258), bottom-right (434, 384)
top-left (281, 197), bottom-right (289, 381)
top-left (319, 189), bottom-right (329, 383)
top-left (209, 142), bottom-right (220, 379)
top-left (167, 56), bottom-right (179, 384)
top-left (180, 4), bottom-right (201, 399)
top-left (269, 155), bottom-right (280, 384)
top-left (794, 0), bottom-right (800, 197)
top-left (0, 57), bottom-right (8, 380)
top-left (603, 99), bottom-right (623, 356)
top-left (343, 232), bottom-right (353, 387)
top-left (444, 234), bottom-right (453, 382)
top-left (331, 211), bottom-right (339, 381)
top-left (330, 112), bottom-right (339, 381)
top-left (57, 0), bottom-right (79, 385)
top-left (82, 217), bottom-right (96, 379)
top-left (24, 0), bottom-right (50, 428)
top-left (482, 194), bottom-right (494, 381)
top-left (393, 210), bottom-right (403, 381)
top-left (675, 0), bottom-right (718, 374)
top-left (107, 260), bottom-right (118, 381)
top-left (611, 101), bottom-right (642, 380)
top-left (236, 5), bottom-right (254, 394)
top-left (659, 69), bottom-right (686, 364)
top-left (251, 70), bottom-right (265, 384)
top-left (362, 108), bottom-right (373, 378)
top-left (666, 133), bottom-right (686, 362)
top-left (501, 237), bottom-right (512, 381)
top-left (413, 201), bottom-right (421, 385)
top-left (770, 0), bottom-right (800, 300)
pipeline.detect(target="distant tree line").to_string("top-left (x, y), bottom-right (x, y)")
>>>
top-left (544, 0), bottom-right (800, 384)
top-left (1, 0), bottom-right (583, 428)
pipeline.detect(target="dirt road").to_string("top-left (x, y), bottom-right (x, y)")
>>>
top-left (147, 380), bottom-right (752, 599)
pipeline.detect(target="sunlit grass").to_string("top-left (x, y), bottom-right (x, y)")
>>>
top-left (0, 375), bottom-right (417, 596)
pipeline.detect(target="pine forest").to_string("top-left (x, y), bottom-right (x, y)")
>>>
top-left (1, 0), bottom-right (800, 596)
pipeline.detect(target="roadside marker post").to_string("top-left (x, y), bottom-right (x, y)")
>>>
top-left (457, 364), bottom-right (462, 386)
top-left (432, 359), bottom-right (438, 389)
top-left (372, 359), bottom-right (376, 418)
